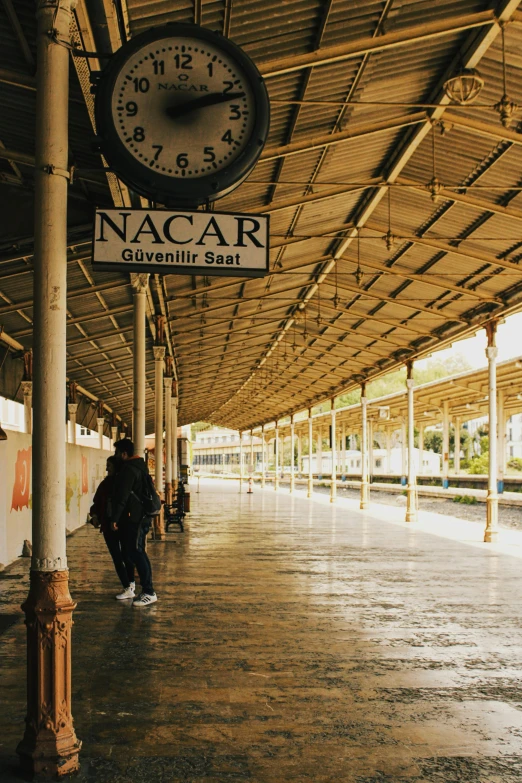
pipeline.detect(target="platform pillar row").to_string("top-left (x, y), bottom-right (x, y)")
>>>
top-left (307, 412), bottom-right (313, 498)
top-left (330, 403), bottom-right (336, 504)
top-left (274, 427), bottom-right (279, 491)
top-left (485, 321), bottom-right (499, 543)
top-left (132, 274), bottom-right (149, 459)
top-left (164, 375), bottom-right (173, 506)
top-left (360, 387), bottom-right (369, 510)
top-left (18, 0), bottom-right (81, 776)
top-left (405, 362), bottom-right (417, 523)
top-left (290, 418), bottom-right (295, 494)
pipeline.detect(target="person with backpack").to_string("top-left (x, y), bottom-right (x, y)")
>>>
top-left (110, 438), bottom-right (159, 607)
top-left (90, 455), bottom-right (136, 600)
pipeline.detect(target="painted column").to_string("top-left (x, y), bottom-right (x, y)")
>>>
top-left (153, 344), bottom-right (166, 494)
top-left (132, 274), bottom-right (149, 459)
top-left (330, 404), bottom-right (337, 503)
top-left (239, 432), bottom-right (244, 490)
top-left (171, 383), bottom-right (178, 486)
top-left (418, 424), bottom-right (424, 476)
top-left (164, 373), bottom-right (173, 505)
top-left (442, 400), bottom-right (450, 489)
top-left (485, 321), bottom-right (499, 543)
top-left (261, 425), bottom-right (266, 488)
top-left (341, 422), bottom-right (346, 476)
top-left (368, 420), bottom-right (374, 486)
top-left (386, 429), bottom-right (392, 474)
top-left (290, 417), bottom-right (295, 493)
top-left (497, 390), bottom-right (505, 494)
top-left (68, 404), bottom-right (78, 445)
top-left (401, 420), bottom-right (407, 485)
top-left (248, 429), bottom-right (254, 493)
top-left (406, 363), bottom-right (417, 523)
top-left (22, 381), bottom-right (33, 435)
top-left (297, 430), bottom-right (302, 478)
top-left (307, 411), bottom-right (313, 497)
top-left (454, 416), bottom-right (461, 476)
top-left (274, 427), bottom-right (279, 491)
top-left (360, 387), bottom-right (369, 509)
top-left (317, 428), bottom-right (323, 478)
top-left (97, 418), bottom-right (105, 451)
top-left (111, 424), bottom-right (119, 447)
top-left (17, 0), bottom-right (80, 776)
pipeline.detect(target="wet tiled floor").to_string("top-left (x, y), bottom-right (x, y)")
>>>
top-left (1, 479), bottom-right (522, 781)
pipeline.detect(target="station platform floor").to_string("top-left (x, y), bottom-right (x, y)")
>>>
top-left (1, 479), bottom-right (522, 782)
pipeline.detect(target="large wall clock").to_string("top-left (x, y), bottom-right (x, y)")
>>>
top-left (94, 23), bottom-right (270, 206)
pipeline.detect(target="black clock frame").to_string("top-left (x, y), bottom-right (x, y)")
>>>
top-left (94, 23), bottom-right (270, 206)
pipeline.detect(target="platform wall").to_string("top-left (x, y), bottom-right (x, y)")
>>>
top-left (0, 431), bottom-right (109, 569)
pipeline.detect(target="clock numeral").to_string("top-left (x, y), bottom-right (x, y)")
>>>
top-left (133, 126), bottom-right (145, 142)
top-left (223, 81), bottom-right (234, 94)
top-left (152, 145), bottom-right (163, 161)
top-left (206, 62), bottom-right (213, 77)
top-left (133, 77), bottom-right (150, 93)
top-left (221, 129), bottom-right (234, 145)
top-left (176, 152), bottom-right (189, 168)
top-left (152, 59), bottom-right (165, 75)
top-left (125, 101), bottom-right (138, 117)
top-left (174, 53), bottom-right (193, 69)
top-left (229, 104), bottom-right (241, 120)
top-left (203, 146), bottom-right (216, 162)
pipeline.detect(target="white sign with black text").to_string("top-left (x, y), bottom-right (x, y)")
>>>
top-left (93, 208), bottom-right (269, 277)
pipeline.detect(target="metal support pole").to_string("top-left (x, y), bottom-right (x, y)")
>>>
top-left (497, 390), bottom-right (505, 494)
top-left (330, 404), bottom-right (337, 503)
top-left (164, 375), bottom-right (173, 505)
top-left (386, 429), bottom-right (392, 474)
top-left (406, 363), bottom-right (417, 523)
top-left (307, 411), bottom-right (313, 497)
top-left (239, 431), bottom-right (244, 491)
top-left (132, 274), bottom-right (148, 459)
top-left (261, 425), bottom-right (265, 488)
top-left (360, 388), bottom-right (369, 509)
top-left (317, 428), bottom-right (322, 478)
top-left (442, 400), bottom-right (450, 489)
top-left (297, 430), bottom-right (302, 477)
top-left (274, 427), bottom-right (279, 491)
top-left (341, 422), bottom-right (346, 476)
top-left (401, 420), bottom-right (407, 485)
top-left (290, 417), bottom-right (295, 493)
top-left (247, 429), bottom-right (254, 493)
top-left (153, 345), bottom-right (166, 540)
top-left (18, 0), bottom-right (80, 776)
top-left (454, 416), bottom-right (461, 476)
top-left (485, 322), bottom-right (499, 543)
top-left (172, 387), bottom-right (178, 486)
top-left (97, 417), bottom-right (105, 451)
top-left (418, 424), bottom-right (424, 475)
top-left (22, 381), bottom-right (32, 435)
top-left (368, 420), bottom-right (374, 486)
top-left (68, 404), bottom-right (78, 445)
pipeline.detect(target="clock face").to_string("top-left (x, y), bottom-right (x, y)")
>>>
top-left (111, 36), bottom-right (256, 179)
top-left (95, 24), bottom-right (269, 205)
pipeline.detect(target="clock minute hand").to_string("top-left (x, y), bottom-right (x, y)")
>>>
top-left (165, 92), bottom-right (245, 120)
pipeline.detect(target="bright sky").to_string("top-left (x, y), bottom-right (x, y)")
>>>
top-left (416, 311), bottom-right (522, 371)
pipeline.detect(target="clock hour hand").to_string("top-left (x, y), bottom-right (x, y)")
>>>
top-left (165, 91), bottom-right (245, 119)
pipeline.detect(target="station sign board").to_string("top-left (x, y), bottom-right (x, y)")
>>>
top-left (93, 208), bottom-right (269, 278)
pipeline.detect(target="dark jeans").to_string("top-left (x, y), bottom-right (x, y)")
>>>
top-left (103, 529), bottom-right (135, 588)
top-left (120, 518), bottom-right (154, 595)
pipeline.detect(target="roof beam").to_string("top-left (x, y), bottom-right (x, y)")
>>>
top-left (0, 66), bottom-right (35, 90)
top-left (443, 111), bottom-right (522, 147)
top-left (259, 10), bottom-right (496, 77)
top-left (260, 113), bottom-right (426, 163)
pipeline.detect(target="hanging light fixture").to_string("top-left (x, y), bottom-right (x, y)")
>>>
top-left (494, 24), bottom-right (518, 128)
top-left (444, 67), bottom-right (484, 104)
top-left (426, 123), bottom-right (444, 203)
top-left (332, 262), bottom-right (341, 308)
top-left (354, 229), bottom-right (364, 287)
top-left (382, 187), bottom-right (396, 251)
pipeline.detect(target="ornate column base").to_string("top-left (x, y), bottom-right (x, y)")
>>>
top-left (405, 485), bottom-right (417, 523)
top-left (484, 492), bottom-right (499, 543)
top-left (17, 570), bottom-right (81, 779)
top-left (360, 481), bottom-right (369, 510)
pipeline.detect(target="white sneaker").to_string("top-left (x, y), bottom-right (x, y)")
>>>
top-left (133, 592), bottom-right (157, 607)
top-left (115, 584), bottom-right (135, 600)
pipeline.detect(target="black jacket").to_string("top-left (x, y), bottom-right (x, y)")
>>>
top-left (111, 456), bottom-right (149, 527)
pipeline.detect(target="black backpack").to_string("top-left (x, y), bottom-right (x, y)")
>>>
top-left (132, 471), bottom-right (162, 517)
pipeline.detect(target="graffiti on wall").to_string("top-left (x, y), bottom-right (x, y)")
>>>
top-left (11, 447), bottom-right (31, 511)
